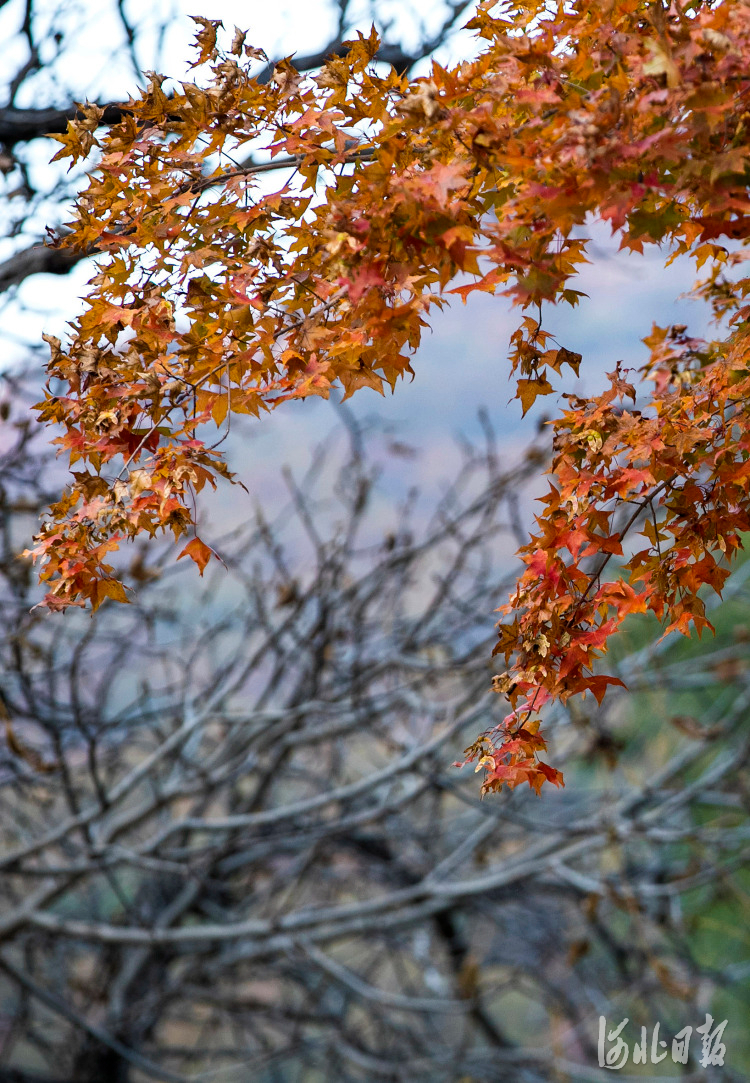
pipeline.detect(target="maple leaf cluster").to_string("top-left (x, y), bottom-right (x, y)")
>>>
top-left (26, 1), bottom-right (750, 794)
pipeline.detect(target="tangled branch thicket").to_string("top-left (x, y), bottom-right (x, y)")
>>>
top-left (0, 385), bottom-right (746, 1083)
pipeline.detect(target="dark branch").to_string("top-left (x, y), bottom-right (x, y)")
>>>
top-left (0, 104), bottom-right (128, 146)
top-left (256, 40), bottom-right (425, 84)
top-left (0, 243), bottom-right (85, 294)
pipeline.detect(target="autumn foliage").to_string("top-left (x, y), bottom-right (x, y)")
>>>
top-left (27, 0), bottom-right (750, 794)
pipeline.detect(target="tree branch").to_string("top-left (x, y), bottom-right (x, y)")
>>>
top-left (0, 104), bottom-right (128, 146)
top-left (0, 243), bottom-right (84, 294)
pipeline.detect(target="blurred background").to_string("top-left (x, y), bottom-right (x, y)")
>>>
top-left (0, 1), bottom-right (748, 1080)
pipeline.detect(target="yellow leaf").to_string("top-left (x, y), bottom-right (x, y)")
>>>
top-left (643, 40), bottom-right (680, 89)
top-left (516, 376), bottom-right (554, 416)
top-left (211, 393), bottom-right (229, 427)
top-left (93, 578), bottom-right (130, 610)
